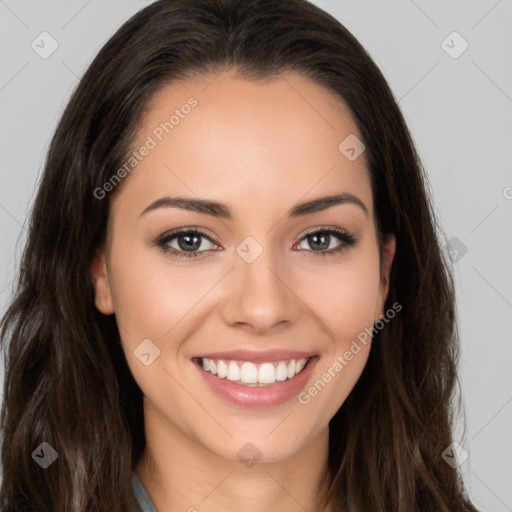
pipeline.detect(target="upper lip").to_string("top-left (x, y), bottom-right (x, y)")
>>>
top-left (193, 349), bottom-right (317, 363)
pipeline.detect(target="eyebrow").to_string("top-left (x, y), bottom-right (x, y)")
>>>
top-left (139, 192), bottom-right (368, 219)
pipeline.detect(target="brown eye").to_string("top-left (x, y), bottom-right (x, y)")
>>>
top-left (156, 229), bottom-right (219, 258)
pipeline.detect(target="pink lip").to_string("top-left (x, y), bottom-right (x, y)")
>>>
top-left (193, 355), bottom-right (319, 408)
top-left (193, 349), bottom-right (316, 364)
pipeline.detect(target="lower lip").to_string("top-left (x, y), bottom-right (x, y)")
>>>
top-left (194, 356), bottom-right (318, 408)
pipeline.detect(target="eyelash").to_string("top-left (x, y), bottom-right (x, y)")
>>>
top-left (155, 226), bottom-right (357, 259)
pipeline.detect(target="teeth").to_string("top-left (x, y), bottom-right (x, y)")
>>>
top-left (217, 360), bottom-right (228, 378)
top-left (287, 360), bottom-right (296, 379)
top-left (240, 362), bottom-right (258, 384)
top-left (258, 363), bottom-right (276, 384)
top-left (227, 361), bottom-right (241, 381)
top-left (275, 361), bottom-right (288, 381)
top-left (200, 357), bottom-right (310, 385)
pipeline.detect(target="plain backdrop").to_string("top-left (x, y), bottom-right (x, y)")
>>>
top-left (0, 1), bottom-right (511, 510)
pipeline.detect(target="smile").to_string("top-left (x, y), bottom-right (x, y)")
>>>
top-left (192, 351), bottom-right (319, 407)
top-left (198, 357), bottom-right (310, 386)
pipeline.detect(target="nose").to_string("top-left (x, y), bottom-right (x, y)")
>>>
top-left (220, 239), bottom-right (302, 335)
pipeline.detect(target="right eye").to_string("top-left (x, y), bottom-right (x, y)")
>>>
top-left (155, 228), bottom-right (221, 258)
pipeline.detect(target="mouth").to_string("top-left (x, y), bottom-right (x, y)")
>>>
top-left (192, 356), bottom-right (312, 386)
top-left (191, 350), bottom-right (319, 407)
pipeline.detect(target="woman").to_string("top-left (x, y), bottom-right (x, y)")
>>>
top-left (0, 0), bottom-right (479, 510)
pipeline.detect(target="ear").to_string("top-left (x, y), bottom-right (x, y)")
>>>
top-left (90, 249), bottom-right (115, 315)
top-left (376, 234), bottom-right (396, 319)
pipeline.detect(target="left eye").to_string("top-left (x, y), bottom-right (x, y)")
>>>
top-left (295, 230), bottom-right (346, 252)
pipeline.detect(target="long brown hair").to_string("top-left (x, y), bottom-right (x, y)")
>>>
top-left (0, 0), bottom-right (478, 510)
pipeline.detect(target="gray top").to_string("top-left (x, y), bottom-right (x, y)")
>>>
top-left (132, 472), bottom-right (157, 512)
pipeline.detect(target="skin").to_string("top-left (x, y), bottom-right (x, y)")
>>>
top-left (90, 68), bottom-right (395, 512)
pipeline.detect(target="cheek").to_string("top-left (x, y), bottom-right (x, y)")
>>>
top-left (332, 264), bottom-right (381, 343)
top-left (107, 240), bottom-right (209, 342)
top-left (295, 243), bottom-right (382, 350)
top-left (281, 241), bottom-right (381, 418)
top-left (295, 249), bottom-right (380, 420)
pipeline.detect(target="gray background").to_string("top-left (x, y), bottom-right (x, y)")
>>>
top-left (0, 0), bottom-right (511, 510)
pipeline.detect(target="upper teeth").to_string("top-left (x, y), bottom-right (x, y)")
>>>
top-left (201, 358), bottom-right (309, 384)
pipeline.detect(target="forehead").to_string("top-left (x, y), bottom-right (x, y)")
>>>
top-left (111, 69), bottom-right (373, 222)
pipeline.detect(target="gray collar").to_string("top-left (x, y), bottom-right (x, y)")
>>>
top-left (132, 472), bottom-right (157, 512)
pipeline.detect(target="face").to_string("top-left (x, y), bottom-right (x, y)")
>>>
top-left (91, 69), bottom-right (395, 465)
